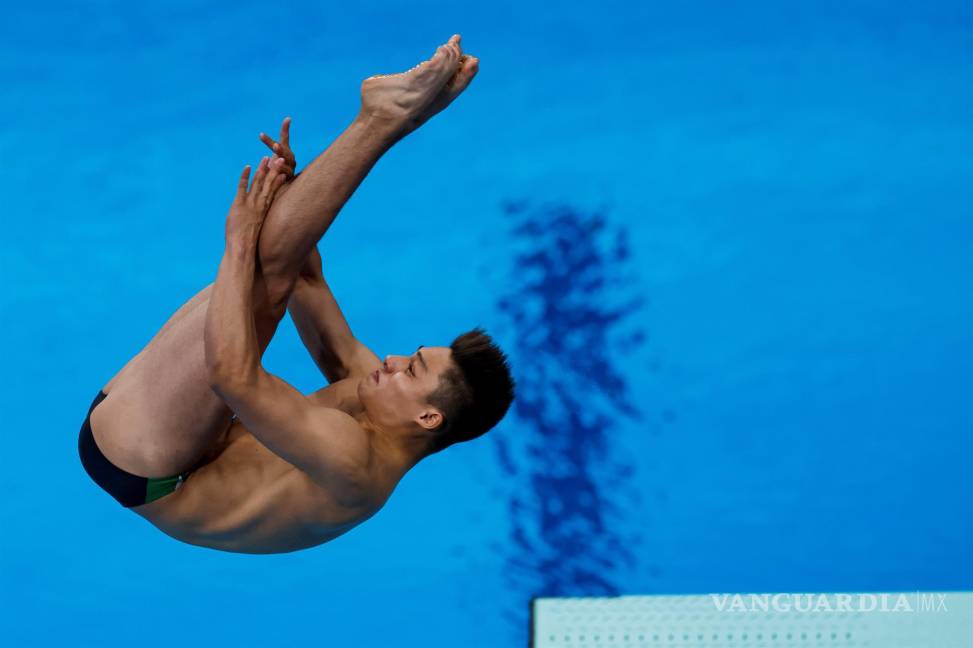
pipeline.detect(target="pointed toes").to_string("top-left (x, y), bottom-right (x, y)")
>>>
top-left (445, 57), bottom-right (478, 95)
top-left (460, 55), bottom-right (479, 80)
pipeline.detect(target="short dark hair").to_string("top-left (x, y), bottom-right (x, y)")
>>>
top-left (425, 327), bottom-right (515, 452)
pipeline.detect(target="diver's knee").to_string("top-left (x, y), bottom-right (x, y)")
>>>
top-left (262, 271), bottom-right (298, 312)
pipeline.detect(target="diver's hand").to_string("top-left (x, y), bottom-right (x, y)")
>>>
top-left (259, 117), bottom-right (297, 180)
top-left (225, 157), bottom-right (286, 245)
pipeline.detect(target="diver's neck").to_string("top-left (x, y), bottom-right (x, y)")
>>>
top-left (356, 413), bottom-right (432, 470)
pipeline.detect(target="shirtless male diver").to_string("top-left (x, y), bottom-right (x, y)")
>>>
top-left (77, 35), bottom-right (515, 554)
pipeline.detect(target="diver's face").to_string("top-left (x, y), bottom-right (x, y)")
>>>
top-left (360, 345), bottom-right (453, 430)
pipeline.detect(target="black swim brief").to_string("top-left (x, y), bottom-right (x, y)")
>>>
top-left (77, 390), bottom-right (190, 508)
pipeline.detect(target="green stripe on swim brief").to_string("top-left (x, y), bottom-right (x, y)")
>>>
top-left (145, 472), bottom-right (188, 504)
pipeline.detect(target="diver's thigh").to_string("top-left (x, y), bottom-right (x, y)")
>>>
top-left (91, 284), bottom-right (234, 476)
top-left (101, 284), bottom-right (212, 392)
top-left (90, 278), bottom-right (286, 477)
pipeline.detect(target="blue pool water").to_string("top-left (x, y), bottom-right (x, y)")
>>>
top-left (2, 2), bottom-right (971, 646)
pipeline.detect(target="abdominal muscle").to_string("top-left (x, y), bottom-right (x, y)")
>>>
top-left (132, 420), bottom-right (382, 554)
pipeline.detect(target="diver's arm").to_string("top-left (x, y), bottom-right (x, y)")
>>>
top-left (204, 159), bottom-right (283, 391)
top-left (205, 160), bottom-right (371, 494)
top-left (287, 246), bottom-right (381, 383)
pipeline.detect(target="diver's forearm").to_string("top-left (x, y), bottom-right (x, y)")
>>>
top-left (205, 235), bottom-right (263, 389)
top-left (288, 275), bottom-right (359, 382)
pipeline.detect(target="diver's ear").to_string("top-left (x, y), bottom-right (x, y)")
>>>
top-left (416, 409), bottom-right (444, 431)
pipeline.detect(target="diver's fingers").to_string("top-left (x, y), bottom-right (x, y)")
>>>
top-left (236, 164), bottom-right (251, 198)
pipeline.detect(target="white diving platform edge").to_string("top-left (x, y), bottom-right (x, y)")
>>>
top-left (530, 592), bottom-right (973, 647)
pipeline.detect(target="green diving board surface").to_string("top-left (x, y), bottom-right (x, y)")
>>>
top-left (531, 592), bottom-right (973, 647)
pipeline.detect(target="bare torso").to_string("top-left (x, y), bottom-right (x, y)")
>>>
top-left (128, 377), bottom-right (401, 554)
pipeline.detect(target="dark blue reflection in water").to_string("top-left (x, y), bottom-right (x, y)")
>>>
top-left (493, 200), bottom-right (647, 615)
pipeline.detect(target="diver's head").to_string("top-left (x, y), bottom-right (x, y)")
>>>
top-left (359, 328), bottom-right (515, 453)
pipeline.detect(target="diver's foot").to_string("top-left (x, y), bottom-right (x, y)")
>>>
top-left (360, 35), bottom-right (464, 133)
top-left (412, 52), bottom-right (479, 131)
